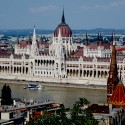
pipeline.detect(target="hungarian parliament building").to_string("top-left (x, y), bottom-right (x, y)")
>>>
top-left (0, 11), bottom-right (125, 85)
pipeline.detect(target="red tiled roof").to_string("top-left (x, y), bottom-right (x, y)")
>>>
top-left (87, 42), bottom-right (110, 50)
top-left (89, 43), bottom-right (98, 49)
top-left (54, 23), bottom-right (72, 37)
top-left (108, 81), bottom-right (125, 108)
top-left (18, 41), bottom-right (28, 48)
top-left (103, 43), bottom-right (110, 49)
top-left (17, 40), bottom-right (39, 48)
top-left (70, 47), bottom-right (83, 57)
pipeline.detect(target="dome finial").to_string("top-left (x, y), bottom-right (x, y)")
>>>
top-left (61, 8), bottom-right (65, 23)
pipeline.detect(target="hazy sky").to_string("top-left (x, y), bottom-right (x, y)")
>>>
top-left (0, 0), bottom-right (125, 29)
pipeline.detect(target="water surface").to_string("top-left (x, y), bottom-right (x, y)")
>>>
top-left (0, 83), bottom-right (107, 108)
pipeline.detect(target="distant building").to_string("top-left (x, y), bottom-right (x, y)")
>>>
top-left (0, 10), bottom-right (125, 85)
top-left (83, 33), bottom-right (111, 58)
top-left (0, 100), bottom-right (62, 124)
top-left (88, 40), bottom-right (125, 125)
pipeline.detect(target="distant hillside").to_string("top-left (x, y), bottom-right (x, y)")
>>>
top-left (73, 28), bottom-right (125, 34)
top-left (0, 28), bottom-right (125, 36)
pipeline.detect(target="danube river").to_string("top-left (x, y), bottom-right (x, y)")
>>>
top-left (0, 82), bottom-right (107, 108)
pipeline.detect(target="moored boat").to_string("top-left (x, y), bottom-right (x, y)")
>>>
top-left (23, 84), bottom-right (44, 89)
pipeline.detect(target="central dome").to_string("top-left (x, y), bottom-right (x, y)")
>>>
top-left (54, 10), bottom-right (72, 37)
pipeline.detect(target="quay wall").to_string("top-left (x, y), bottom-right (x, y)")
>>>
top-left (0, 74), bottom-right (108, 90)
top-left (0, 74), bottom-right (107, 85)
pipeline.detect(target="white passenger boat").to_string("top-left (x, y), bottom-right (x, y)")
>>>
top-left (23, 84), bottom-right (44, 89)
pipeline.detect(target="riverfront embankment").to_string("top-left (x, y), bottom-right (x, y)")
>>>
top-left (0, 79), bottom-right (106, 90)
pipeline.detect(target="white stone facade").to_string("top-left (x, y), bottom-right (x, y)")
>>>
top-left (0, 27), bottom-right (125, 85)
top-left (83, 33), bottom-right (113, 58)
top-left (83, 45), bottom-right (111, 58)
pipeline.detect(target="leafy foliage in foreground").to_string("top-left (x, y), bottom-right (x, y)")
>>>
top-left (26, 97), bottom-right (98, 125)
top-left (1, 84), bottom-right (13, 105)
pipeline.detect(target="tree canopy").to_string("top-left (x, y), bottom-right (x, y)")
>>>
top-left (26, 97), bottom-right (98, 125)
top-left (1, 84), bottom-right (13, 105)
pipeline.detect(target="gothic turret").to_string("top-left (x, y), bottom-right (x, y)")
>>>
top-left (16, 35), bottom-right (20, 44)
top-left (85, 33), bottom-right (88, 46)
top-left (61, 9), bottom-right (65, 23)
top-left (99, 33), bottom-right (102, 46)
top-left (54, 28), bottom-right (65, 78)
top-left (107, 33), bottom-right (119, 101)
top-left (32, 25), bottom-right (36, 45)
top-left (31, 26), bottom-right (39, 57)
top-left (111, 32), bottom-right (115, 46)
top-left (55, 28), bottom-right (64, 58)
top-left (28, 35), bottom-right (32, 45)
top-left (97, 33), bottom-right (102, 46)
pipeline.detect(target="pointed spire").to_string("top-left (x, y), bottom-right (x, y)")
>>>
top-left (99, 33), bottom-right (102, 46)
top-left (86, 32), bottom-right (88, 41)
top-left (100, 33), bottom-right (102, 41)
top-left (110, 35), bottom-right (117, 70)
top-left (97, 33), bottom-right (100, 46)
top-left (33, 25), bottom-right (36, 38)
top-left (61, 8), bottom-right (65, 23)
top-left (112, 32), bottom-right (115, 45)
top-left (111, 32), bottom-right (116, 46)
top-left (85, 32), bottom-right (88, 46)
top-left (16, 35), bottom-right (19, 44)
top-left (32, 25), bottom-right (36, 44)
top-left (110, 39), bottom-right (118, 81)
top-left (31, 25), bottom-right (39, 57)
top-left (29, 35), bottom-right (31, 41)
top-left (97, 32), bottom-right (100, 41)
top-left (28, 35), bottom-right (31, 44)
top-left (107, 33), bottom-right (119, 101)
top-left (55, 28), bottom-right (63, 58)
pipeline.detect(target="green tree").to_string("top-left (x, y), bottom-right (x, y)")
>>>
top-left (71, 98), bottom-right (98, 125)
top-left (79, 97), bottom-right (90, 106)
top-left (39, 113), bottom-right (60, 125)
top-left (1, 84), bottom-right (7, 101)
top-left (26, 97), bottom-right (98, 125)
top-left (1, 84), bottom-right (13, 105)
top-left (57, 107), bottom-right (72, 125)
